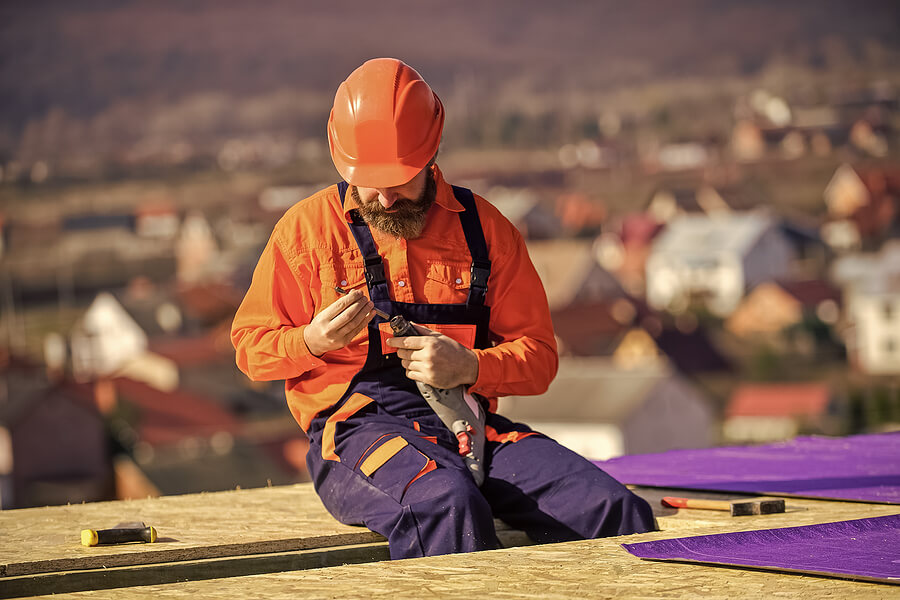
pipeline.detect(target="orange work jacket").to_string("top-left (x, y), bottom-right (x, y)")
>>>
top-left (231, 166), bottom-right (558, 432)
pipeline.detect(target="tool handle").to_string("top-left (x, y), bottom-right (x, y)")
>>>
top-left (661, 497), bottom-right (732, 511)
top-left (81, 526), bottom-right (157, 546)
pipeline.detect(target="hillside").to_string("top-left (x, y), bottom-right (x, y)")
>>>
top-left (2, 0), bottom-right (899, 154)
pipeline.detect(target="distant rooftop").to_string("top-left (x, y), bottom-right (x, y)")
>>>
top-left (651, 212), bottom-right (772, 259)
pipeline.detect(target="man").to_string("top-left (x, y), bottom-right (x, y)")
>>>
top-left (232, 58), bottom-right (654, 559)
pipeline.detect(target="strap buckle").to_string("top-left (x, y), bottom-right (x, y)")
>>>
top-left (364, 256), bottom-right (386, 286)
top-left (470, 259), bottom-right (491, 291)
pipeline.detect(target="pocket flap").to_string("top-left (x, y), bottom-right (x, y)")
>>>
top-left (360, 436), bottom-right (408, 476)
top-left (425, 262), bottom-right (470, 289)
top-left (378, 322), bottom-right (478, 354)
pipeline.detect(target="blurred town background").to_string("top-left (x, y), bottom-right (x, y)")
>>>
top-left (1, 0), bottom-right (899, 509)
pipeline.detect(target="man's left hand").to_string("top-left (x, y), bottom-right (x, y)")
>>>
top-left (387, 324), bottom-right (479, 389)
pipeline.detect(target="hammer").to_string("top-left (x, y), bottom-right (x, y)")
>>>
top-left (661, 496), bottom-right (786, 516)
top-left (81, 522), bottom-right (158, 546)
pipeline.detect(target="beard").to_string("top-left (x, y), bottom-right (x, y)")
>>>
top-left (352, 169), bottom-right (436, 239)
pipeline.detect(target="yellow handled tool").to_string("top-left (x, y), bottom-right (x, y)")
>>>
top-left (81, 522), bottom-right (157, 546)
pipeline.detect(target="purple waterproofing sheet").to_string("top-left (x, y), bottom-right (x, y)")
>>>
top-left (622, 514), bottom-right (900, 584)
top-left (594, 433), bottom-right (900, 504)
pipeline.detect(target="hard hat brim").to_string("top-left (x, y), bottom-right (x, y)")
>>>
top-left (332, 159), bottom-right (428, 189)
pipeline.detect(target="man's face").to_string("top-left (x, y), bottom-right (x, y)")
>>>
top-left (352, 167), bottom-right (436, 239)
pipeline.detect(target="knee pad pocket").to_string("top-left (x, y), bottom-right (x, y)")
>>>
top-left (361, 437), bottom-right (436, 503)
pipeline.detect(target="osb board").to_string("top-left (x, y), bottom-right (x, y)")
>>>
top-left (14, 491), bottom-right (900, 599)
top-left (0, 543), bottom-right (392, 599)
top-left (0, 484), bottom-right (384, 577)
top-left (31, 518), bottom-right (900, 600)
top-left (0, 482), bottom-right (532, 580)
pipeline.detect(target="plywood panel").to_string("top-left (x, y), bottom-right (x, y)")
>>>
top-left (30, 515), bottom-right (900, 599)
top-left (4, 483), bottom-right (899, 598)
top-left (0, 484), bottom-right (383, 577)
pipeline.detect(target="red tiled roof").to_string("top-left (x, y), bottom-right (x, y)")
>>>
top-left (551, 301), bottom-right (632, 356)
top-left (619, 213), bottom-right (664, 246)
top-left (148, 334), bottom-right (229, 367)
top-left (114, 378), bottom-right (240, 445)
top-left (775, 280), bottom-right (842, 307)
top-left (727, 383), bottom-right (831, 418)
top-left (176, 282), bottom-right (243, 324)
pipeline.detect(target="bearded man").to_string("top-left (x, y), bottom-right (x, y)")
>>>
top-left (231, 58), bottom-right (654, 559)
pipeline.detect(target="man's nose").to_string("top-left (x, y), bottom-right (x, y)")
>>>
top-left (377, 189), bottom-right (398, 208)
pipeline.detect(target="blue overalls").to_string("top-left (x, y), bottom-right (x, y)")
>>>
top-left (305, 183), bottom-right (655, 559)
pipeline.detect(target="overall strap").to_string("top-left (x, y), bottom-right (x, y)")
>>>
top-left (337, 182), bottom-right (391, 302)
top-left (452, 185), bottom-right (492, 307)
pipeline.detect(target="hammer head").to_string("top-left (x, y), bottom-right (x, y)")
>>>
top-left (730, 498), bottom-right (786, 516)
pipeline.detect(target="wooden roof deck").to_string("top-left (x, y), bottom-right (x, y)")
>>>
top-left (2, 483), bottom-right (897, 599)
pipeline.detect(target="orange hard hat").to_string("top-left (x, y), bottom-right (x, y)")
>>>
top-left (328, 58), bottom-right (444, 188)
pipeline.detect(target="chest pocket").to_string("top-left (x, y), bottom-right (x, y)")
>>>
top-left (423, 262), bottom-right (470, 304)
top-left (320, 261), bottom-right (367, 304)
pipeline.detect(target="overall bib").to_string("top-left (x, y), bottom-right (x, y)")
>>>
top-left (305, 183), bottom-right (655, 559)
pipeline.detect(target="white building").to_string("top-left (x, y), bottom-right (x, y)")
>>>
top-left (71, 293), bottom-right (148, 381)
top-left (645, 212), bottom-right (794, 316)
top-left (833, 242), bottom-right (900, 375)
top-left (69, 293), bottom-right (179, 389)
top-left (498, 358), bottom-right (714, 460)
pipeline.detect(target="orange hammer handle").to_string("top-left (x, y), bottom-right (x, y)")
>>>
top-left (661, 496), bottom-right (732, 511)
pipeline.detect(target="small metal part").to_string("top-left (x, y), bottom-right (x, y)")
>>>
top-left (333, 285), bottom-right (391, 320)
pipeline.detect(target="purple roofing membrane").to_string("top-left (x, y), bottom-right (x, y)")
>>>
top-left (594, 433), bottom-right (900, 504)
top-left (622, 514), bottom-right (900, 584)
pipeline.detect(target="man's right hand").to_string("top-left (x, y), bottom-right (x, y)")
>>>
top-left (303, 289), bottom-right (375, 356)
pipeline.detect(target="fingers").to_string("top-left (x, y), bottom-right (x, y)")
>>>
top-left (386, 336), bottom-right (425, 350)
top-left (304, 290), bottom-right (375, 356)
top-left (320, 289), bottom-right (369, 320)
top-left (330, 297), bottom-right (373, 334)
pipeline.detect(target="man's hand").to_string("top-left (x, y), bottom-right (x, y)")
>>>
top-left (303, 289), bottom-right (374, 356)
top-left (387, 324), bottom-right (479, 389)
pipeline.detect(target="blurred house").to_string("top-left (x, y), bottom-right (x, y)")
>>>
top-left (134, 203), bottom-right (179, 239)
top-left (723, 383), bottom-right (840, 443)
top-left (731, 91), bottom-right (889, 162)
top-left (2, 208), bottom-right (176, 298)
top-left (488, 187), bottom-right (563, 240)
top-left (551, 299), bottom-right (642, 358)
top-left (70, 292), bottom-right (151, 384)
top-left (645, 213), bottom-right (795, 316)
top-left (527, 238), bottom-right (627, 311)
top-left (64, 282), bottom-right (305, 497)
top-left (821, 163), bottom-right (900, 252)
top-left (0, 353), bottom-right (113, 509)
top-left (844, 280), bottom-right (900, 376)
top-left (176, 210), bottom-right (221, 283)
top-left (652, 325), bottom-right (732, 375)
top-left (105, 378), bottom-right (302, 497)
top-left (551, 300), bottom-right (730, 375)
top-left (832, 242), bottom-right (900, 375)
top-left (725, 280), bottom-right (842, 340)
top-left (554, 192), bottom-right (606, 238)
top-left (653, 142), bottom-right (712, 172)
top-left (731, 120), bottom-right (766, 162)
top-left (499, 358), bottom-right (714, 460)
top-left (67, 282), bottom-right (242, 393)
top-left (646, 185), bottom-right (757, 224)
top-left (258, 184), bottom-right (323, 213)
top-left (777, 219), bottom-right (831, 279)
top-left (595, 213), bottom-right (665, 296)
